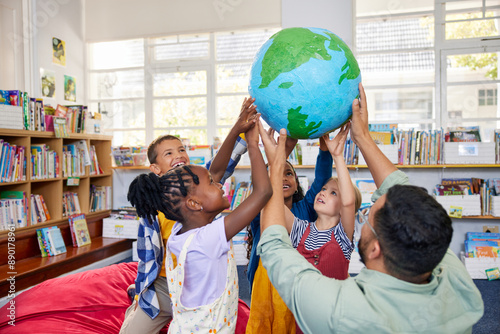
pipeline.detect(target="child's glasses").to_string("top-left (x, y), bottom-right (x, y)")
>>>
top-left (357, 207), bottom-right (378, 239)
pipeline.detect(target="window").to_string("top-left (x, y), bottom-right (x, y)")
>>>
top-left (355, 0), bottom-right (500, 139)
top-left (88, 28), bottom-right (279, 146)
top-left (478, 89), bottom-right (498, 106)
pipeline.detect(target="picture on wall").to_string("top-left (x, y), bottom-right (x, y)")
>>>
top-left (52, 37), bottom-right (66, 66)
top-left (64, 75), bottom-right (76, 102)
top-left (40, 68), bottom-right (56, 99)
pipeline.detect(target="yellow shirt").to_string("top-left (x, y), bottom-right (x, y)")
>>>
top-left (158, 211), bottom-right (176, 277)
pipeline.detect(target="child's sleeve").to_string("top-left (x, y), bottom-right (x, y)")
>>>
top-left (206, 135), bottom-right (247, 185)
top-left (289, 217), bottom-right (309, 248)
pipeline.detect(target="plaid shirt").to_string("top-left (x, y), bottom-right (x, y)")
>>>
top-left (136, 136), bottom-right (247, 319)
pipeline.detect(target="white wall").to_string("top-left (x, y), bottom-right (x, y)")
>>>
top-left (282, 0), bottom-right (354, 47)
top-left (34, 0), bottom-right (86, 105)
top-left (85, 0), bottom-right (281, 42)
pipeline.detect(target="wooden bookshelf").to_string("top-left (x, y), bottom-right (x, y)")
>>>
top-left (0, 128), bottom-right (119, 296)
top-left (0, 128), bottom-right (113, 235)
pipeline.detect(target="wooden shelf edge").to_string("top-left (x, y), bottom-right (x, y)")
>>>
top-left (0, 210), bottom-right (112, 238)
top-left (0, 128), bottom-right (113, 140)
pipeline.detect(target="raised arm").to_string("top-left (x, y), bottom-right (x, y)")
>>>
top-left (350, 83), bottom-right (397, 187)
top-left (322, 124), bottom-right (356, 241)
top-left (260, 126), bottom-right (288, 232)
top-left (224, 115), bottom-right (272, 240)
top-left (209, 97), bottom-right (257, 183)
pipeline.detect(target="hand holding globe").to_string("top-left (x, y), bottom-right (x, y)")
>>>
top-left (249, 27), bottom-right (361, 139)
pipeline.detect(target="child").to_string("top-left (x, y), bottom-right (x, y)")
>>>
top-left (127, 115), bottom-right (271, 333)
top-left (286, 124), bottom-right (361, 280)
top-left (246, 135), bottom-right (333, 290)
top-left (120, 97), bottom-right (258, 334)
top-left (246, 124), bottom-right (361, 334)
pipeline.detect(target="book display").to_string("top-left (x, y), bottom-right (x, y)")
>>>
top-left (0, 128), bottom-right (112, 235)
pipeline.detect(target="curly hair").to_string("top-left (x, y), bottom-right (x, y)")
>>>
top-left (127, 166), bottom-right (200, 224)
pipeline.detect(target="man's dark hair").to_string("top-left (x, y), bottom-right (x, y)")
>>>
top-left (374, 185), bottom-right (453, 279)
top-left (147, 135), bottom-right (182, 164)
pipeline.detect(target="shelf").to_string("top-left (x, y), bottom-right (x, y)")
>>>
top-left (232, 164), bottom-right (500, 170)
top-left (0, 128), bottom-right (112, 141)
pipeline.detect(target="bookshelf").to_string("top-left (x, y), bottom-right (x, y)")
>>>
top-left (0, 128), bottom-right (113, 233)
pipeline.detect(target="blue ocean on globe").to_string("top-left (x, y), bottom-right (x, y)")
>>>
top-left (249, 27), bottom-right (361, 139)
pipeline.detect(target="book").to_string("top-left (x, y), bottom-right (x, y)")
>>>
top-left (46, 227), bottom-right (67, 255)
top-left (69, 214), bottom-right (91, 247)
top-left (53, 116), bottom-right (69, 138)
top-left (36, 229), bottom-right (49, 257)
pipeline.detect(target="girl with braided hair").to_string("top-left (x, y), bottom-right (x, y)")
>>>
top-left (127, 116), bottom-right (271, 334)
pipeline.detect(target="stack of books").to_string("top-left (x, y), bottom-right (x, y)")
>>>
top-left (36, 226), bottom-right (67, 257)
top-left (30, 193), bottom-right (51, 224)
top-left (0, 140), bottom-right (26, 183)
top-left (68, 214), bottom-right (91, 247)
top-left (0, 191), bottom-right (28, 229)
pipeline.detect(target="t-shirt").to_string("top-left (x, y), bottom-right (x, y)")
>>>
top-left (290, 218), bottom-right (354, 260)
top-left (167, 217), bottom-right (230, 308)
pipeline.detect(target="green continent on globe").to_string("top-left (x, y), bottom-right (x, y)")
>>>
top-left (287, 106), bottom-right (322, 138)
top-left (325, 32), bottom-right (360, 85)
top-left (259, 27), bottom-right (332, 89)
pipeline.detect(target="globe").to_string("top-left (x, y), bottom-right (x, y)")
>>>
top-left (248, 27), bottom-right (361, 139)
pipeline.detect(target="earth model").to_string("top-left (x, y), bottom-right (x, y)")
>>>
top-left (249, 27), bottom-right (361, 139)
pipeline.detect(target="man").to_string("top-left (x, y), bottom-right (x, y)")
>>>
top-left (257, 83), bottom-right (484, 333)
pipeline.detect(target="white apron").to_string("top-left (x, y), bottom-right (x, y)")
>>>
top-left (166, 233), bottom-right (239, 333)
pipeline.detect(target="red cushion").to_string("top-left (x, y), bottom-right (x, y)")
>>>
top-left (0, 262), bottom-right (250, 333)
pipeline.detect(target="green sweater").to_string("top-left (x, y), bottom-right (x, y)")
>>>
top-left (258, 170), bottom-right (484, 334)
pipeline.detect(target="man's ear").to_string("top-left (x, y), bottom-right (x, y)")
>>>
top-left (150, 163), bottom-right (161, 176)
top-left (185, 197), bottom-right (202, 212)
top-left (367, 239), bottom-right (382, 260)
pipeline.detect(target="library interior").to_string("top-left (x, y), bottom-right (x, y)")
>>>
top-left (0, 0), bottom-right (499, 333)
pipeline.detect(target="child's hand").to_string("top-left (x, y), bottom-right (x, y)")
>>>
top-left (245, 114), bottom-right (261, 145)
top-left (322, 123), bottom-right (350, 158)
top-left (233, 97), bottom-right (258, 135)
top-left (259, 122), bottom-right (287, 166)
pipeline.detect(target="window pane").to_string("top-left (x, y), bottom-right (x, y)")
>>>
top-left (216, 28), bottom-right (279, 61)
top-left (366, 87), bottom-right (434, 122)
top-left (357, 17), bottom-right (434, 52)
top-left (112, 130), bottom-right (146, 147)
top-left (356, 0), bottom-right (434, 17)
top-left (90, 101), bottom-right (145, 129)
top-left (447, 84), bottom-right (499, 119)
top-left (89, 70), bottom-right (144, 99)
top-left (445, 14), bottom-right (499, 40)
top-left (151, 34), bottom-right (209, 61)
top-left (446, 52), bottom-right (498, 83)
top-left (216, 95), bottom-right (247, 126)
top-left (153, 98), bottom-right (207, 127)
top-left (89, 39), bottom-right (144, 69)
top-left (153, 71), bottom-right (207, 97)
top-left (154, 129), bottom-right (207, 146)
top-left (217, 63), bottom-right (251, 93)
top-left (445, 0), bottom-right (500, 12)
top-left (359, 51), bottom-right (435, 86)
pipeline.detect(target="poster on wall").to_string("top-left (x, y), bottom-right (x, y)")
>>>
top-left (52, 37), bottom-right (66, 66)
top-left (64, 75), bottom-right (76, 102)
top-left (40, 68), bottom-right (56, 99)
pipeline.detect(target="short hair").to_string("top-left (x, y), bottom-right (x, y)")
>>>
top-left (127, 166), bottom-right (200, 224)
top-left (374, 185), bottom-right (453, 278)
top-left (147, 135), bottom-right (182, 164)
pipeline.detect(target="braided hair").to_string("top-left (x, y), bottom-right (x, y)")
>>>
top-left (127, 166), bottom-right (200, 224)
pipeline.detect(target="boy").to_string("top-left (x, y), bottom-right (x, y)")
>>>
top-left (120, 97), bottom-right (258, 334)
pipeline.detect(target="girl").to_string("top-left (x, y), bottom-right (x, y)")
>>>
top-left (246, 132), bottom-right (333, 290)
top-left (286, 123), bottom-right (361, 281)
top-left (127, 117), bottom-right (271, 333)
